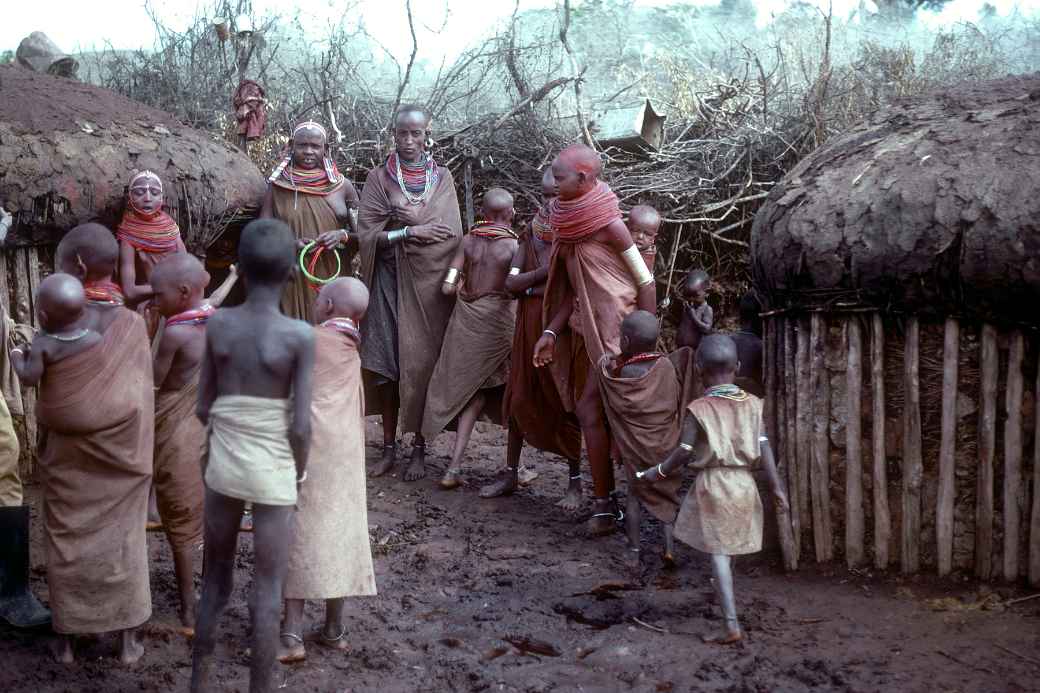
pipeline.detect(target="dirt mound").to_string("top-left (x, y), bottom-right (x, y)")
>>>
top-left (0, 64), bottom-right (264, 248)
top-left (751, 72), bottom-right (1040, 325)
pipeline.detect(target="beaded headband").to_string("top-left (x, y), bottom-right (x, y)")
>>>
top-left (129, 170), bottom-right (163, 192)
top-left (293, 121), bottom-right (328, 141)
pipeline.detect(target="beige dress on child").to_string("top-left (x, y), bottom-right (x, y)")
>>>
top-left (673, 393), bottom-right (764, 555)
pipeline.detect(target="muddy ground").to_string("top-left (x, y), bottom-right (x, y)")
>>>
top-left (1, 419), bottom-right (1038, 693)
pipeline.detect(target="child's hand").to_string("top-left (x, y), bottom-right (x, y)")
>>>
top-left (773, 489), bottom-right (790, 513)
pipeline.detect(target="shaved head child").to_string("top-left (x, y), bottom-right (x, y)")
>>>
top-left (639, 334), bottom-right (789, 644)
top-left (596, 310), bottom-right (690, 570)
top-left (10, 274), bottom-right (101, 387)
top-left (149, 253), bottom-right (215, 632)
top-left (55, 223), bottom-right (126, 328)
top-left (628, 204), bottom-right (661, 273)
top-left (676, 268), bottom-right (713, 351)
top-left (190, 219), bottom-right (315, 693)
top-left (22, 264), bottom-right (154, 664)
top-left (279, 277), bottom-right (377, 663)
top-left (422, 187), bottom-right (519, 488)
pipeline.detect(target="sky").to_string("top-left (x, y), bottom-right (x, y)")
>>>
top-left (2, 0), bottom-right (1035, 63)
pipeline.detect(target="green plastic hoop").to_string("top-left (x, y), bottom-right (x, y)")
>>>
top-left (299, 241), bottom-right (342, 285)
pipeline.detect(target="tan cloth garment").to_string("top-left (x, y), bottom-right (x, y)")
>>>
top-left (37, 309), bottom-right (153, 634)
top-left (270, 184), bottom-right (345, 323)
top-left (285, 328), bottom-right (376, 599)
top-left (543, 236), bottom-right (638, 409)
top-left (154, 377), bottom-right (205, 552)
top-left (673, 393), bottom-right (764, 556)
top-left (597, 348), bottom-right (697, 524)
top-left (358, 165), bottom-right (463, 434)
top-left (502, 232), bottom-right (581, 461)
top-left (205, 395), bottom-right (297, 506)
top-left (0, 395), bottom-right (20, 507)
top-left (421, 293), bottom-right (515, 439)
top-left (1, 311), bottom-right (30, 416)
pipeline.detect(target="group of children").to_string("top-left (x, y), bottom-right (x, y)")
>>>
top-left (10, 147), bottom-right (787, 691)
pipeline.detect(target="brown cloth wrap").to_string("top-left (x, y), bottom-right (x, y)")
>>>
top-left (673, 393), bottom-right (765, 556)
top-left (421, 293), bottom-right (515, 439)
top-left (543, 235), bottom-right (638, 409)
top-left (37, 309), bottom-right (153, 634)
top-left (502, 232), bottom-right (581, 460)
top-left (597, 348), bottom-right (698, 524)
top-left (154, 376), bottom-right (204, 553)
top-left (270, 184), bottom-right (346, 323)
top-left (286, 327), bottom-right (376, 599)
top-left (358, 165), bottom-right (463, 434)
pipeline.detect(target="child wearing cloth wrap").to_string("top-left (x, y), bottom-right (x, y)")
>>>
top-left (191, 219), bottom-right (315, 693)
top-left (639, 334), bottom-right (789, 644)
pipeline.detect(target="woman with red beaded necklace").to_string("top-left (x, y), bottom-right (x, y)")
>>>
top-left (357, 105), bottom-right (462, 482)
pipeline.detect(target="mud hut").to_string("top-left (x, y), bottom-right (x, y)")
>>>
top-left (0, 64), bottom-right (265, 470)
top-left (751, 73), bottom-right (1040, 586)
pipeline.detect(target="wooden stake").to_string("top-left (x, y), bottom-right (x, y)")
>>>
top-left (796, 317), bottom-right (813, 553)
top-left (976, 324), bottom-right (998, 580)
top-left (1031, 350), bottom-right (1040, 587)
top-left (12, 248), bottom-right (31, 326)
top-left (768, 317), bottom-right (798, 571)
top-left (936, 318), bottom-right (960, 576)
top-left (845, 317), bottom-right (864, 567)
top-left (785, 318), bottom-right (802, 560)
top-left (871, 313), bottom-right (890, 569)
top-left (901, 317), bottom-right (922, 573)
top-left (463, 158), bottom-right (475, 230)
top-left (810, 313), bottom-right (833, 562)
top-left (1003, 331), bottom-right (1024, 582)
top-left (0, 252), bottom-right (10, 318)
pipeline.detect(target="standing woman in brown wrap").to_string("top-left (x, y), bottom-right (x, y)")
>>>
top-left (260, 121), bottom-right (359, 323)
top-left (359, 105), bottom-right (462, 481)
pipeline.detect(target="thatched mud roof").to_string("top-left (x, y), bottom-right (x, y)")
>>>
top-left (0, 64), bottom-right (265, 249)
top-left (751, 73), bottom-right (1040, 325)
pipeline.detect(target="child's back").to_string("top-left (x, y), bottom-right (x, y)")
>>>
top-left (207, 308), bottom-right (311, 400)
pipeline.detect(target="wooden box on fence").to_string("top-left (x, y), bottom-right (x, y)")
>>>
top-left (590, 98), bottom-right (667, 153)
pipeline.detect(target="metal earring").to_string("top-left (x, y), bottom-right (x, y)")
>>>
top-left (425, 135), bottom-right (435, 150)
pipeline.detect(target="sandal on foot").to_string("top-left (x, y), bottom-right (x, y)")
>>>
top-left (277, 632), bottom-right (306, 663)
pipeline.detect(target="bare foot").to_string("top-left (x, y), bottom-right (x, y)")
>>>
top-left (369, 443), bottom-right (396, 478)
top-left (403, 444), bottom-right (426, 481)
top-left (702, 626), bottom-right (743, 645)
top-left (555, 482), bottom-right (583, 514)
top-left (179, 602), bottom-right (197, 636)
top-left (661, 551), bottom-right (677, 570)
top-left (517, 465), bottom-right (539, 486)
top-left (479, 471), bottom-right (517, 498)
top-left (439, 469), bottom-right (463, 490)
top-left (239, 510), bottom-right (253, 533)
top-left (52, 636), bottom-right (74, 664)
top-left (119, 630), bottom-right (144, 665)
top-left (276, 633), bottom-right (306, 663)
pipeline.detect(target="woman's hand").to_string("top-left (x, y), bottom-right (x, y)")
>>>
top-left (316, 228), bottom-right (349, 249)
top-left (406, 223), bottom-right (454, 245)
top-left (532, 332), bottom-right (556, 368)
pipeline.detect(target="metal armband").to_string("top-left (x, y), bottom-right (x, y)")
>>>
top-left (444, 267), bottom-right (460, 285)
top-left (508, 267), bottom-right (521, 276)
top-left (387, 227), bottom-right (409, 243)
top-left (621, 245), bottom-right (653, 287)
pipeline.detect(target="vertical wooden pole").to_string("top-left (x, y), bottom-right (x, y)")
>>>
top-left (810, 313), bottom-right (833, 562)
top-left (976, 324), bottom-right (998, 580)
top-left (12, 248), bottom-right (32, 326)
top-left (767, 316), bottom-right (798, 571)
top-left (784, 318), bottom-right (801, 560)
top-left (0, 252), bottom-right (9, 317)
top-left (871, 313), bottom-right (890, 569)
top-left (16, 249), bottom-right (39, 473)
top-left (901, 317), bottom-right (922, 573)
top-left (463, 158), bottom-right (475, 230)
top-left (936, 318), bottom-right (960, 576)
top-left (845, 317), bottom-right (864, 567)
top-left (1030, 349), bottom-right (1040, 587)
top-left (796, 317), bottom-right (813, 553)
top-left (1003, 331), bottom-right (1024, 582)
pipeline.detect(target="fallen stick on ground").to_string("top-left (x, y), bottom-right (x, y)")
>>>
top-left (937, 650), bottom-right (996, 675)
top-left (630, 616), bottom-right (669, 634)
top-left (1004, 593), bottom-right (1040, 607)
top-left (995, 644), bottom-right (1040, 668)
